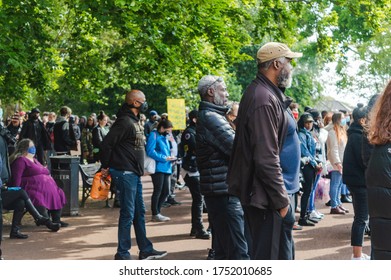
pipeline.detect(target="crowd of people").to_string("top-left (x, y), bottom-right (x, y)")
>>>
top-left (1, 41), bottom-right (391, 261)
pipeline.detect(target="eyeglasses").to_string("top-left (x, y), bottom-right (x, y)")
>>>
top-left (135, 100), bottom-right (145, 105)
top-left (205, 77), bottom-right (223, 93)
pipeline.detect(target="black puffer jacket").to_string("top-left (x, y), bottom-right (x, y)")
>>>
top-left (366, 142), bottom-right (391, 259)
top-left (196, 101), bottom-right (234, 196)
top-left (342, 122), bottom-right (366, 187)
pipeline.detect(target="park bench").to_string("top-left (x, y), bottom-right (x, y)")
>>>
top-left (79, 163), bottom-right (102, 207)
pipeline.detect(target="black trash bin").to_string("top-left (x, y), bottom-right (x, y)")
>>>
top-left (50, 155), bottom-right (80, 216)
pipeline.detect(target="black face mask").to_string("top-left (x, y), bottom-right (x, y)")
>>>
top-left (161, 131), bottom-right (169, 136)
top-left (128, 101), bottom-right (148, 113)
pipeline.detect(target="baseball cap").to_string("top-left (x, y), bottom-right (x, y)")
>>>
top-left (257, 42), bottom-right (303, 63)
top-left (301, 112), bottom-right (314, 123)
top-left (31, 108), bottom-right (40, 114)
top-left (149, 110), bottom-right (158, 116)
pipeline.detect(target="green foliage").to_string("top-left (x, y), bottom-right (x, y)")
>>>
top-left (0, 0), bottom-right (390, 115)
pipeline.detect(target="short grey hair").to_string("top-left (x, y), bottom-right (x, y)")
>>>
top-left (198, 75), bottom-right (222, 100)
top-left (257, 57), bottom-right (287, 71)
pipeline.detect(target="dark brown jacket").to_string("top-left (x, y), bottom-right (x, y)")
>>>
top-left (227, 73), bottom-right (290, 210)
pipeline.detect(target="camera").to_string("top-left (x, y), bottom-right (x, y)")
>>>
top-left (0, 125), bottom-right (17, 146)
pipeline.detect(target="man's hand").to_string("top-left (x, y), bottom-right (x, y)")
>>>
top-left (279, 205), bottom-right (289, 218)
top-left (101, 168), bottom-right (109, 178)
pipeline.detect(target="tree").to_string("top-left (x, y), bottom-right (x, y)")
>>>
top-left (1, 0), bottom-right (390, 115)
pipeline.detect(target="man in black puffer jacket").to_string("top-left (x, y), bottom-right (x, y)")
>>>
top-left (196, 75), bottom-right (249, 260)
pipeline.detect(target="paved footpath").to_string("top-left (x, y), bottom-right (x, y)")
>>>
top-left (1, 176), bottom-right (370, 260)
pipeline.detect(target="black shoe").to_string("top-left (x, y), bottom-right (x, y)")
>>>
top-left (325, 200), bottom-right (331, 207)
top-left (139, 249), bottom-right (167, 260)
top-left (195, 230), bottom-right (211, 240)
top-left (161, 202), bottom-right (171, 208)
top-left (206, 248), bottom-right (215, 260)
top-left (167, 199), bottom-right (182, 206)
top-left (35, 216), bottom-right (50, 226)
top-left (298, 218), bottom-right (316, 226)
top-left (341, 195), bottom-right (352, 203)
top-left (114, 253), bottom-right (131, 260)
top-left (59, 221), bottom-right (69, 227)
top-left (190, 228), bottom-right (196, 236)
top-left (10, 229), bottom-right (29, 239)
top-left (308, 217), bottom-right (319, 223)
top-left (113, 200), bottom-right (121, 208)
top-left (46, 221), bottom-right (61, 232)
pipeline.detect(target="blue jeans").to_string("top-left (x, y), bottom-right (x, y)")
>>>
top-left (308, 174), bottom-right (321, 212)
top-left (329, 171), bottom-right (343, 208)
top-left (204, 195), bottom-right (249, 260)
top-left (341, 184), bottom-right (350, 196)
top-left (347, 185), bottom-right (369, 246)
top-left (110, 169), bottom-right (153, 259)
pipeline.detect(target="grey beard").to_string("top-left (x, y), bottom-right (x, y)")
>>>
top-left (278, 69), bottom-right (293, 89)
top-left (214, 95), bottom-right (225, 106)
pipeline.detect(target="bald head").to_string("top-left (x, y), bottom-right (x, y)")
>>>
top-left (125, 89), bottom-right (145, 105)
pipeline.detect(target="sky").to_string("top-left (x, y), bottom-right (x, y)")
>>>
top-left (319, 61), bottom-right (374, 108)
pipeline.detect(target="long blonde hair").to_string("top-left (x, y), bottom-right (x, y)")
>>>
top-left (368, 80), bottom-right (391, 145)
top-left (332, 112), bottom-right (347, 144)
top-left (9, 139), bottom-right (32, 164)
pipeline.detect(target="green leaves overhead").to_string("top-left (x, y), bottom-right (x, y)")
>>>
top-left (0, 0), bottom-right (389, 114)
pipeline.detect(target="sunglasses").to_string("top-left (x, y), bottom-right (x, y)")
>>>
top-left (205, 77), bottom-right (223, 92)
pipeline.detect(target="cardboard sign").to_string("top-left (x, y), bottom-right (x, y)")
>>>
top-left (167, 98), bottom-right (186, 130)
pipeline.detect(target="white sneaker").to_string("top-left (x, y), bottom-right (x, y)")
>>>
top-left (152, 214), bottom-right (171, 222)
top-left (351, 253), bottom-right (370, 260)
top-left (309, 210), bottom-right (324, 220)
top-left (315, 210), bottom-right (325, 218)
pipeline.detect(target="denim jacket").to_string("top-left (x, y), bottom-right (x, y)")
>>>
top-left (146, 130), bottom-right (172, 174)
top-left (298, 128), bottom-right (317, 168)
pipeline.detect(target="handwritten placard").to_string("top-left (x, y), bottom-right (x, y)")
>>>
top-left (167, 98), bottom-right (186, 130)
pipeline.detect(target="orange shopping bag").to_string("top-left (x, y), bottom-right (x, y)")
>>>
top-left (90, 171), bottom-right (111, 200)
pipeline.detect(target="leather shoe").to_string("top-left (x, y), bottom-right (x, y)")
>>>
top-left (330, 207), bottom-right (346, 215)
top-left (338, 205), bottom-right (350, 213)
top-left (325, 200), bottom-right (331, 207)
top-left (10, 230), bottom-right (28, 239)
top-left (35, 216), bottom-right (50, 226)
top-left (195, 230), bottom-right (211, 240)
top-left (46, 221), bottom-right (61, 232)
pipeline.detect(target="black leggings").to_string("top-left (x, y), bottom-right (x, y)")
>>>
top-left (150, 173), bottom-right (170, 215)
top-left (300, 165), bottom-right (316, 219)
top-left (1, 189), bottom-right (29, 211)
